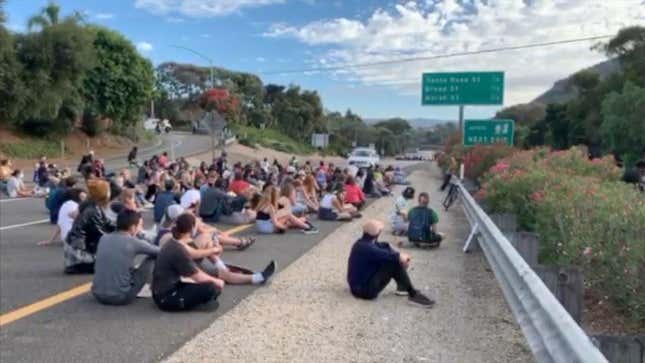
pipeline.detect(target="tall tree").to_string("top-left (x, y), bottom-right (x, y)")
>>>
top-left (0, 1), bottom-right (24, 123)
top-left (83, 27), bottom-right (154, 131)
top-left (27, 2), bottom-right (60, 31)
top-left (601, 82), bottom-right (645, 166)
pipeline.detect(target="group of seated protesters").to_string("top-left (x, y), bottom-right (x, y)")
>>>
top-left (33, 147), bottom-right (425, 311)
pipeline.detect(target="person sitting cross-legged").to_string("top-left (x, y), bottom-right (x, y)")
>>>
top-left (406, 192), bottom-right (444, 248)
top-left (152, 213), bottom-right (224, 312)
top-left (92, 209), bottom-right (160, 306)
top-left (347, 219), bottom-right (435, 308)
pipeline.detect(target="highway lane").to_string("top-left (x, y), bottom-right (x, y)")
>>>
top-left (0, 211), bottom-right (358, 363)
top-left (0, 144), bottom-right (427, 362)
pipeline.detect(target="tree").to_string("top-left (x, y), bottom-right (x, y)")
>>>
top-left (83, 27), bottom-right (154, 131)
top-left (374, 118), bottom-right (412, 135)
top-left (543, 104), bottom-right (571, 150)
top-left (601, 82), bottom-right (645, 166)
top-left (605, 26), bottom-right (645, 86)
top-left (16, 13), bottom-right (95, 135)
top-left (27, 2), bottom-right (60, 31)
top-left (0, 7), bottom-right (24, 123)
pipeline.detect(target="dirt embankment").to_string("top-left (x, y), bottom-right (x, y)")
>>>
top-left (0, 128), bottom-right (136, 171)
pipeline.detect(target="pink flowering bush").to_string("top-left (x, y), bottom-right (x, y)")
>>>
top-left (480, 147), bottom-right (645, 321)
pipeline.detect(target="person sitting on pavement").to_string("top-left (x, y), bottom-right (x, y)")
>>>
top-left (200, 178), bottom-right (254, 226)
top-left (392, 167), bottom-right (410, 185)
top-left (160, 204), bottom-right (255, 250)
top-left (55, 188), bottom-right (86, 245)
top-left (390, 187), bottom-right (415, 236)
top-left (6, 169), bottom-right (34, 198)
top-left (154, 178), bottom-right (179, 225)
top-left (318, 183), bottom-right (360, 221)
top-left (229, 171), bottom-right (252, 197)
top-left (293, 179), bottom-right (318, 213)
top-left (92, 209), bottom-right (160, 306)
top-left (344, 176), bottom-right (366, 210)
top-left (152, 213), bottom-right (224, 312)
top-left (180, 176), bottom-right (202, 213)
top-left (347, 219), bottom-right (435, 308)
top-left (255, 186), bottom-right (318, 235)
top-left (38, 177), bottom-right (80, 246)
top-left (160, 210), bottom-right (276, 287)
top-left (278, 183), bottom-right (308, 217)
top-left (0, 159), bottom-right (12, 195)
top-left (406, 192), bottom-right (443, 248)
top-left (64, 179), bottom-right (116, 274)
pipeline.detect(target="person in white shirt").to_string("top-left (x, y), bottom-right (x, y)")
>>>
top-left (180, 177), bottom-right (202, 212)
top-left (390, 187), bottom-right (415, 236)
top-left (6, 170), bottom-right (32, 198)
top-left (58, 189), bottom-right (87, 242)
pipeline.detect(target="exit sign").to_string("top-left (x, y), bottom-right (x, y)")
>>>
top-left (422, 72), bottom-right (504, 105)
top-left (463, 119), bottom-right (515, 147)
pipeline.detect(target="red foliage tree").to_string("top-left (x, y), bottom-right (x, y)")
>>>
top-left (200, 88), bottom-right (240, 115)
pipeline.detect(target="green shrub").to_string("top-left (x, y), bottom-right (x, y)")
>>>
top-left (479, 147), bottom-right (645, 321)
top-left (81, 109), bottom-right (103, 137)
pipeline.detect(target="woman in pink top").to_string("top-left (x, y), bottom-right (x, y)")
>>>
top-left (344, 176), bottom-right (365, 210)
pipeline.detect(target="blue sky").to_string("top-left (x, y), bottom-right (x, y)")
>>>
top-left (5, 0), bottom-right (644, 121)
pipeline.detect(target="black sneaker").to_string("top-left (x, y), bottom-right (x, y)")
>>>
top-left (408, 292), bottom-right (435, 308)
top-left (261, 260), bottom-right (276, 284)
top-left (303, 225), bottom-right (319, 235)
top-left (353, 213), bottom-right (363, 219)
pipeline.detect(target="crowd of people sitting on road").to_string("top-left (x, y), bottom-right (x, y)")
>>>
top-left (20, 147), bottom-right (432, 311)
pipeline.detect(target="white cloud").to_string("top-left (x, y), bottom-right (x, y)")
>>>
top-left (264, 0), bottom-right (644, 105)
top-left (94, 12), bottom-right (115, 20)
top-left (134, 0), bottom-right (285, 17)
top-left (257, 57), bottom-right (267, 62)
top-left (136, 41), bottom-right (154, 53)
top-left (201, 34), bottom-right (211, 38)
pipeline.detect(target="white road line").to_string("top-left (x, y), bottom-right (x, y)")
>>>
top-left (0, 219), bottom-right (49, 231)
top-left (0, 197), bottom-right (37, 203)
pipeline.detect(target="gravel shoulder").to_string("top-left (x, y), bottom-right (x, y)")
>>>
top-left (166, 162), bottom-right (533, 363)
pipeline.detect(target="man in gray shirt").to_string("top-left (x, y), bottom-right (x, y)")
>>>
top-left (92, 209), bottom-right (159, 305)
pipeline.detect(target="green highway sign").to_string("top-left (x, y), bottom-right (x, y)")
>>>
top-left (463, 119), bottom-right (515, 147)
top-left (422, 72), bottom-right (504, 105)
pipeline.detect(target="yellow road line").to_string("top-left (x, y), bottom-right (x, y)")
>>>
top-left (0, 224), bottom-right (253, 327)
top-left (0, 283), bottom-right (92, 327)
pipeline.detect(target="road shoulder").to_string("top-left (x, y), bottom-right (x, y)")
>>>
top-left (166, 163), bottom-right (533, 363)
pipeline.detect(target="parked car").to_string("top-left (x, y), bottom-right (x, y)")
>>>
top-left (347, 147), bottom-right (380, 168)
top-left (144, 118), bottom-right (172, 133)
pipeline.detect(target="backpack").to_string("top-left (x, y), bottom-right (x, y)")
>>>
top-left (407, 206), bottom-right (441, 246)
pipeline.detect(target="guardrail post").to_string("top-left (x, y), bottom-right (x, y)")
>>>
top-left (534, 266), bottom-right (584, 324)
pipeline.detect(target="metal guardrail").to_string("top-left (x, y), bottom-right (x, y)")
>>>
top-left (457, 182), bottom-right (608, 363)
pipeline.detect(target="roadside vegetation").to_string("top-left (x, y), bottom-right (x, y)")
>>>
top-left (0, 138), bottom-right (65, 159)
top-left (0, 2), bottom-right (154, 139)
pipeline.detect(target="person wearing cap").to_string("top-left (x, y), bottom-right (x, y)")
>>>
top-left (347, 219), bottom-right (434, 308)
top-left (92, 209), bottom-right (160, 305)
top-left (64, 179), bottom-right (116, 274)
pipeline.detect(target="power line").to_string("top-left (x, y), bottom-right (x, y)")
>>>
top-left (258, 34), bottom-right (613, 76)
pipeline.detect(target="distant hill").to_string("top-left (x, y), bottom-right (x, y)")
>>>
top-left (365, 118), bottom-right (453, 129)
top-left (532, 58), bottom-right (621, 105)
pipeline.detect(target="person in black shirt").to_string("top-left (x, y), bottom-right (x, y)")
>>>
top-left (152, 213), bottom-right (223, 311)
top-left (347, 219), bottom-right (434, 308)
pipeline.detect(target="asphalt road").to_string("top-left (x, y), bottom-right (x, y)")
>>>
top-left (0, 135), bottom-right (428, 362)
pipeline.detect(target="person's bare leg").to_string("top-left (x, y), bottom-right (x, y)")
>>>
top-left (286, 214), bottom-right (308, 229)
top-left (218, 268), bottom-right (253, 284)
top-left (38, 225), bottom-right (61, 246)
top-left (216, 233), bottom-right (243, 248)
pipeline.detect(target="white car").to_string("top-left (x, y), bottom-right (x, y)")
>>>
top-left (347, 148), bottom-right (380, 168)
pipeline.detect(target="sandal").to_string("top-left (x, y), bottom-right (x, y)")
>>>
top-left (237, 237), bottom-right (256, 251)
